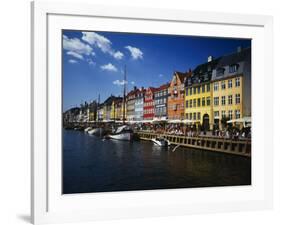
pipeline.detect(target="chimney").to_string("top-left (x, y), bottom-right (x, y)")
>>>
top-left (207, 56), bottom-right (213, 62)
top-left (237, 46), bottom-right (242, 53)
top-left (134, 86), bottom-right (137, 91)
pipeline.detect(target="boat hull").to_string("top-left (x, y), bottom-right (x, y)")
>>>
top-left (152, 138), bottom-right (171, 147)
top-left (108, 132), bottom-right (132, 141)
top-left (88, 128), bottom-right (103, 135)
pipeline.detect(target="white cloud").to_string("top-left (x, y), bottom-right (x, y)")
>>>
top-left (131, 81), bottom-right (135, 85)
top-left (63, 35), bottom-right (92, 56)
top-left (113, 51), bottom-right (124, 60)
top-left (159, 74), bottom-right (164, 77)
top-left (125, 46), bottom-right (143, 60)
top-left (66, 51), bottom-right (84, 60)
top-left (82, 32), bottom-right (123, 60)
top-left (113, 80), bottom-right (128, 86)
top-left (87, 58), bottom-right (95, 66)
top-left (100, 63), bottom-right (118, 72)
top-left (68, 59), bottom-right (78, 64)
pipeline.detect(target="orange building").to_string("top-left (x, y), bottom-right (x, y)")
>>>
top-left (168, 71), bottom-right (191, 120)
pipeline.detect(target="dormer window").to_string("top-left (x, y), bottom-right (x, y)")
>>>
top-left (229, 64), bottom-right (239, 73)
top-left (216, 68), bottom-right (225, 76)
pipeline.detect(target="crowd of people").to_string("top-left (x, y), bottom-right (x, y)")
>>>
top-left (134, 122), bottom-right (251, 140)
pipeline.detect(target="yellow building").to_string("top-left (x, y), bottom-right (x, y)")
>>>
top-left (185, 83), bottom-right (213, 129)
top-left (212, 76), bottom-right (243, 129)
top-left (185, 56), bottom-right (219, 130)
top-left (211, 47), bottom-right (251, 130)
top-left (110, 97), bottom-right (126, 121)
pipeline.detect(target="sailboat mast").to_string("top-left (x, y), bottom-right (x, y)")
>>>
top-left (123, 65), bottom-right (127, 124)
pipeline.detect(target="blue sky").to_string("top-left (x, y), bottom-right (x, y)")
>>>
top-left (63, 30), bottom-right (251, 111)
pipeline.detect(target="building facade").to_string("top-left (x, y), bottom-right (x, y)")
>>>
top-left (185, 57), bottom-right (219, 130)
top-left (134, 88), bottom-right (145, 121)
top-left (126, 87), bottom-right (138, 121)
top-left (168, 71), bottom-right (191, 120)
top-left (97, 104), bottom-right (104, 121)
top-left (143, 87), bottom-right (156, 120)
top-left (154, 83), bottom-right (169, 120)
top-left (211, 47), bottom-right (251, 129)
top-left (110, 97), bottom-right (123, 121)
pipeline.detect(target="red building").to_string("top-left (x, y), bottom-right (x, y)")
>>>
top-left (143, 87), bottom-right (156, 120)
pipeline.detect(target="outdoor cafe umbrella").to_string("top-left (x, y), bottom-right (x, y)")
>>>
top-left (167, 119), bottom-right (183, 124)
top-left (227, 117), bottom-right (251, 127)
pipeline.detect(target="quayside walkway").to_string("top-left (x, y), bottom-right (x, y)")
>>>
top-left (136, 131), bottom-right (251, 157)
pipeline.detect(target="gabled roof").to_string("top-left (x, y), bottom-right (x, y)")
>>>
top-left (174, 71), bottom-right (192, 83)
top-left (103, 95), bottom-right (120, 105)
top-left (127, 89), bottom-right (138, 97)
top-left (154, 83), bottom-right (170, 92)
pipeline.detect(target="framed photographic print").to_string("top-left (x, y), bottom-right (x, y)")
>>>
top-left (31, 1), bottom-right (273, 224)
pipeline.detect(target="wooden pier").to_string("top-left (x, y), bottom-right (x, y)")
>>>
top-left (136, 131), bottom-right (251, 157)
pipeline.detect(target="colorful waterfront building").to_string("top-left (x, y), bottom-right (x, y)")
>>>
top-left (110, 97), bottom-right (123, 121)
top-left (211, 47), bottom-right (251, 129)
top-left (143, 87), bottom-right (156, 120)
top-left (97, 103), bottom-right (104, 121)
top-left (154, 83), bottom-right (169, 120)
top-left (134, 87), bottom-right (145, 121)
top-left (103, 95), bottom-right (117, 121)
top-left (126, 87), bottom-right (138, 121)
top-left (185, 56), bottom-right (220, 130)
top-left (168, 71), bottom-right (191, 120)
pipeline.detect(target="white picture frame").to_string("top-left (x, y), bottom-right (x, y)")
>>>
top-left (31, 1), bottom-right (273, 224)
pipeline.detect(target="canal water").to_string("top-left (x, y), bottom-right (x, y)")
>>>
top-left (63, 129), bottom-right (251, 194)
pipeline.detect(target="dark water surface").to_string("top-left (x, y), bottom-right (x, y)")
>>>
top-left (63, 129), bottom-right (251, 194)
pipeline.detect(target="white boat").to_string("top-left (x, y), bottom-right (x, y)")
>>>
top-left (108, 125), bottom-right (133, 141)
top-left (88, 127), bottom-right (103, 135)
top-left (152, 137), bottom-right (171, 147)
top-left (84, 127), bottom-right (92, 132)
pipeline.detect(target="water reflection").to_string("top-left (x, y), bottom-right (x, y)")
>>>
top-left (63, 129), bottom-right (251, 194)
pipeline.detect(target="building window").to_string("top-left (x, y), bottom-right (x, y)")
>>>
top-left (222, 110), bottom-right (226, 118)
top-left (235, 94), bottom-right (241, 104)
top-left (221, 81), bottom-right (226, 90)
top-left (197, 112), bottom-right (201, 121)
top-left (228, 95), bottom-right (233, 105)
top-left (197, 98), bottom-right (201, 107)
top-left (214, 111), bottom-right (219, 118)
top-left (193, 99), bottom-right (196, 108)
top-left (235, 77), bottom-right (240, 87)
top-left (207, 84), bottom-right (210, 92)
top-left (202, 85), bottom-right (205, 93)
top-left (214, 97), bottom-right (219, 106)
top-left (229, 64), bottom-right (238, 73)
top-left (235, 110), bottom-right (241, 119)
top-left (228, 110), bottom-right (233, 119)
top-left (185, 88), bottom-right (188, 96)
top-left (190, 99), bottom-right (192, 108)
top-left (189, 113), bottom-right (192, 120)
top-left (193, 87), bottom-right (196, 95)
top-left (197, 86), bottom-right (200, 94)
top-left (217, 68), bottom-right (225, 76)
top-left (221, 96), bottom-right (226, 105)
top-left (193, 112), bottom-right (196, 120)
top-left (207, 97), bottom-right (211, 106)
top-left (214, 82), bottom-right (219, 91)
top-left (202, 97), bottom-right (206, 106)
top-left (189, 88), bottom-right (192, 95)
top-left (185, 100), bottom-right (189, 108)
top-left (228, 79), bottom-right (232, 88)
